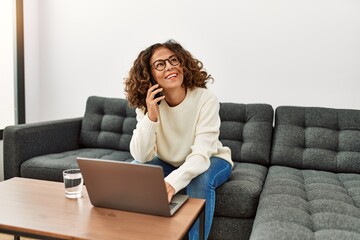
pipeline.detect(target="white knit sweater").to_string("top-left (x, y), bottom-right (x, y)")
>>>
top-left (129, 87), bottom-right (233, 193)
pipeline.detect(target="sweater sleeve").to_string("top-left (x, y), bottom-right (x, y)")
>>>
top-left (129, 108), bottom-right (159, 162)
top-left (165, 96), bottom-right (221, 193)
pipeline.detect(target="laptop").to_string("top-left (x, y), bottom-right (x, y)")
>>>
top-left (77, 157), bottom-right (189, 217)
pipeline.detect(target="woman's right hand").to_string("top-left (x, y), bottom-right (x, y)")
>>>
top-left (146, 84), bottom-right (164, 122)
top-left (165, 181), bottom-right (175, 203)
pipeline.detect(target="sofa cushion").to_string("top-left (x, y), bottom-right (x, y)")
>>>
top-left (214, 162), bottom-right (268, 218)
top-left (20, 148), bottom-right (134, 182)
top-left (250, 165), bottom-right (360, 240)
top-left (79, 96), bottom-right (137, 151)
top-left (210, 217), bottom-right (254, 240)
top-left (219, 103), bottom-right (274, 166)
top-left (272, 106), bottom-right (360, 173)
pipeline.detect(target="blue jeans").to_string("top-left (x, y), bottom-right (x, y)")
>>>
top-left (133, 157), bottom-right (232, 240)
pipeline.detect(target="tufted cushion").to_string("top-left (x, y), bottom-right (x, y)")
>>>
top-left (21, 148), bottom-right (134, 182)
top-left (250, 166), bottom-right (360, 240)
top-left (219, 103), bottom-right (274, 166)
top-left (215, 162), bottom-right (268, 218)
top-left (79, 96), bottom-right (137, 151)
top-left (271, 106), bottom-right (360, 173)
top-left (214, 103), bottom-right (273, 224)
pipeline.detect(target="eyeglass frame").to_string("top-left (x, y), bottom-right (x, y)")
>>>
top-left (151, 54), bottom-right (180, 71)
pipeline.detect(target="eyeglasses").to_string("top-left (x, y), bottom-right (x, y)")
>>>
top-left (152, 55), bottom-right (180, 71)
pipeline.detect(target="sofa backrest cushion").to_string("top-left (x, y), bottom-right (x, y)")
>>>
top-left (219, 103), bottom-right (274, 166)
top-left (271, 106), bottom-right (360, 173)
top-left (79, 96), bottom-right (137, 151)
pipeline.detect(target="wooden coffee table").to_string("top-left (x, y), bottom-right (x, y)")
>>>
top-left (0, 177), bottom-right (205, 240)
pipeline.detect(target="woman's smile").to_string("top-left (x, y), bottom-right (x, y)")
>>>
top-left (165, 72), bottom-right (178, 80)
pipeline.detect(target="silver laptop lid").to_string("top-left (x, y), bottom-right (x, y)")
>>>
top-left (77, 157), bottom-right (188, 217)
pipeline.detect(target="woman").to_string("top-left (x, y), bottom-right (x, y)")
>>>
top-left (124, 39), bottom-right (233, 240)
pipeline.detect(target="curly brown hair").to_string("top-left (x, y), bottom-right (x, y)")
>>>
top-left (124, 39), bottom-right (213, 109)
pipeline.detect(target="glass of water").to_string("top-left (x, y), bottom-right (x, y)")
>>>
top-left (63, 169), bottom-right (83, 199)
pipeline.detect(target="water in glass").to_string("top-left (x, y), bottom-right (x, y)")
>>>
top-left (63, 169), bottom-right (83, 199)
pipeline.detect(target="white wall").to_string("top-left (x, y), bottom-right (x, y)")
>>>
top-left (23, 0), bottom-right (360, 124)
top-left (0, 0), bottom-right (16, 130)
top-left (0, 0), bottom-right (15, 182)
top-left (1, 0), bottom-right (359, 180)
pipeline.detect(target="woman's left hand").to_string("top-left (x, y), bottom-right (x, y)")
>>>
top-left (165, 181), bottom-right (175, 203)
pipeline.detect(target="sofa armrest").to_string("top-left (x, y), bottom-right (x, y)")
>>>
top-left (3, 117), bottom-right (83, 180)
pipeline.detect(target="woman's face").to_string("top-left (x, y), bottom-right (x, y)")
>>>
top-left (149, 47), bottom-right (184, 92)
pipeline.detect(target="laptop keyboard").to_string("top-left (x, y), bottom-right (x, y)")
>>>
top-left (169, 202), bottom-right (178, 210)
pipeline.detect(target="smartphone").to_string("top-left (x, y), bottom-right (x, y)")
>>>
top-left (150, 77), bottom-right (163, 105)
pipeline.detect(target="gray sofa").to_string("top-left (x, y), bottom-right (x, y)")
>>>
top-left (3, 96), bottom-right (360, 240)
top-left (251, 107), bottom-right (360, 240)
